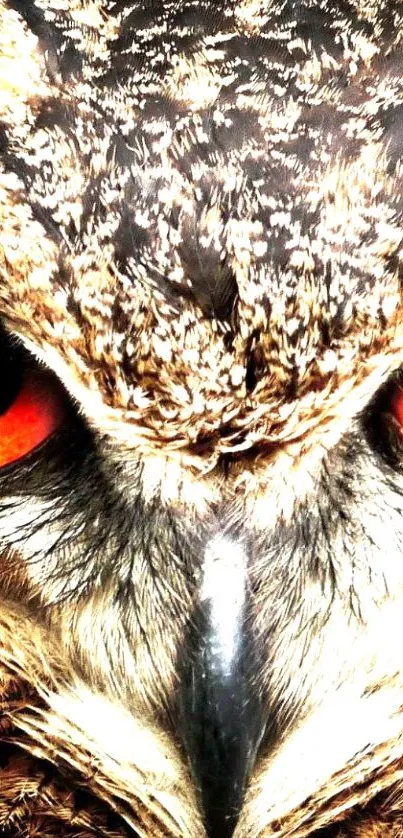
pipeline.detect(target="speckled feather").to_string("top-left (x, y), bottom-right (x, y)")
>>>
top-left (2, 2), bottom-right (403, 838)
top-left (1, 0), bottom-right (403, 468)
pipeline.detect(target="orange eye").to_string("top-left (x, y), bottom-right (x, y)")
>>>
top-left (390, 385), bottom-right (403, 429)
top-left (0, 332), bottom-right (66, 468)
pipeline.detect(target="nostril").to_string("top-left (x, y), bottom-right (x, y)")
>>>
top-left (176, 534), bottom-right (267, 837)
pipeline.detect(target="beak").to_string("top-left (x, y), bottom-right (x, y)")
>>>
top-left (177, 534), bottom-right (267, 838)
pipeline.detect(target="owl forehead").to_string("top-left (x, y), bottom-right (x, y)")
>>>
top-left (1, 0), bottom-right (403, 462)
top-left (19, 0), bottom-right (402, 318)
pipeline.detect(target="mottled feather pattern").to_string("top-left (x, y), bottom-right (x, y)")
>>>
top-left (2, 2), bottom-right (403, 838)
top-left (1, 0), bottom-right (403, 467)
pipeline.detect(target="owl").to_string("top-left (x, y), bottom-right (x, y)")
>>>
top-left (1, 1), bottom-right (403, 836)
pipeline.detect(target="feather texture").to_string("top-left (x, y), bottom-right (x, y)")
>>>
top-left (1, 1), bottom-right (403, 836)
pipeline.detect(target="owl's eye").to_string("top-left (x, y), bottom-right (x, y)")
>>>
top-left (390, 384), bottom-right (403, 430)
top-left (364, 370), bottom-right (403, 466)
top-left (0, 328), bottom-right (66, 469)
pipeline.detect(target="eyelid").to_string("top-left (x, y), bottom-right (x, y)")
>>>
top-left (0, 367), bottom-right (66, 468)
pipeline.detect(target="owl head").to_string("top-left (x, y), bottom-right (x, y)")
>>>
top-left (1, 2), bottom-right (403, 837)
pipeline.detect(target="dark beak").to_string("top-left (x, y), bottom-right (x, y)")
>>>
top-left (176, 534), bottom-right (267, 838)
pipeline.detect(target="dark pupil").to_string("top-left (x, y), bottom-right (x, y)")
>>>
top-left (0, 325), bottom-right (23, 416)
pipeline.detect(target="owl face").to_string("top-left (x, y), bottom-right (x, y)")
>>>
top-left (1, 2), bottom-right (403, 837)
